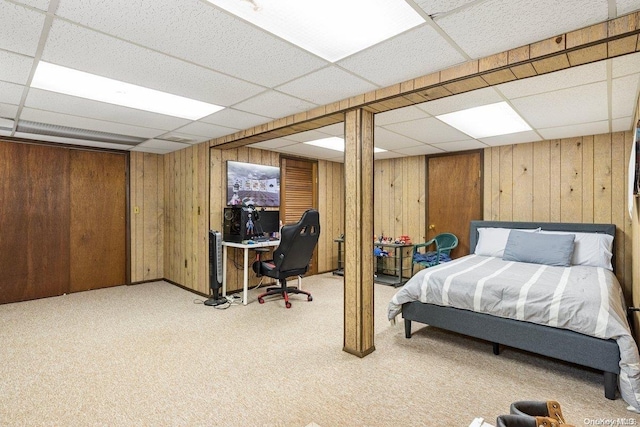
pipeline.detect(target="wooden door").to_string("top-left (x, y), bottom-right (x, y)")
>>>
top-left (70, 150), bottom-right (127, 292)
top-left (0, 142), bottom-right (71, 303)
top-left (427, 152), bottom-right (482, 259)
top-left (280, 157), bottom-right (318, 274)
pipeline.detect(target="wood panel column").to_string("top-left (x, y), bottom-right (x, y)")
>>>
top-left (343, 108), bottom-right (375, 357)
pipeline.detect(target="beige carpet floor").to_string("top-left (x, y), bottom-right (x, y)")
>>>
top-left (0, 273), bottom-right (638, 426)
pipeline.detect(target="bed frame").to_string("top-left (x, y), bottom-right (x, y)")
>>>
top-left (402, 220), bottom-right (621, 399)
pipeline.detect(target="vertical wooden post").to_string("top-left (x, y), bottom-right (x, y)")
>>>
top-left (343, 108), bottom-right (375, 357)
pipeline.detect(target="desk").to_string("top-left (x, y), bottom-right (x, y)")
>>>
top-left (222, 240), bottom-right (280, 305)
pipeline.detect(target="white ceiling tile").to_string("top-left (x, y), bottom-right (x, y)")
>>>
top-left (13, 132), bottom-right (134, 150)
top-left (479, 130), bottom-right (542, 146)
top-left (612, 116), bottom-right (633, 132)
top-left (199, 108), bottom-right (272, 130)
top-left (24, 89), bottom-right (190, 131)
top-left (0, 81), bottom-right (25, 105)
top-left (248, 138), bottom-right (299, 150)
top-left (616, 0), bottom-right (640, 15)
top-left (538, 121), bottom-right (610, 139)
top-left (233, 91), bottom-right (317, 119)
top-left (376, 106), bottom-right (430, 126)
top-left (276, 66), bottom-right (378, 105)
top-left (338, 24), bottom-right (466, 86)
top-left (414, 0), bottom-right (479, 16)
top-left (12, 0), bottom-right (50, 11)
top-left (173, 121), bottom-right (238, 139)
top-left (0, 2), bottom-right (45, 56)
top-left (55, 0), bottom-right (328, 88)
top-left (496, 61), bottom-right (606, 100)
top-left (138, 139), bottom-right (191, 151)
top-left (0, 51), bottom-right (34, 85)
top-left (277, 143), bottom-right (342, 161)
top-left (418, 86), bottom-right (504, 115)
top-left (42, 20), bottom-right (265, 107)
top-left (314, 123), bottom-right (344, 137)
top-left (511, 82), bottom-right (608, 129)
top-left (19, 108), bottom-right (164, 139)
top-left (612, 74), bottom-right (640, 119)
top-left (436, 0), bottom-right (608, 59)
top-left (0, 103), bottom-right (19, 120)
top-left (0, 130), bottom-right (12, 137)
top-left (282, 129), bottom-right (339, 143)
top-left (384, 117), bottom-right (470, 144)
top-left (374, 127), bottom-right (423, 150)
top-left (612, 52), bottom-right (640, 78)
top-left (394, 144), bottom-right (446, 156)
top-left (431, 139), bottom-right (489, 152)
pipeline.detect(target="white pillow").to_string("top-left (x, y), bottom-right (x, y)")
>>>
top-left (474, 227), bottom-right (540, 257)
top-left (539, 230), bottom-right (614, 270)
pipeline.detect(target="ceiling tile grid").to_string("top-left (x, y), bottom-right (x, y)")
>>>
top-left (337, 24), bottom-right (467, 87)
top-left (275, 66), bottom-right (379, 106)
top-left (0, 50), bottom-right (34, 85)
top-left (199, 108), bottom-right (272, 131)
top-left (24, 88), bottom-right (190, 131)
top-left (509, 81), bottom-right (609, 129)
top-left (231, 90), bottom-right (318, 119)
top-left (538, 120), bottom-right (610, 139)
top-left (434, 0), bottom-right (609, 59)
top-left (19, 107), bottom-right (165, 139)
top-left (12, 0), bottom-right (50, 11)
top-left (0, 80), bottom-right (26, 105)
top-left (42, 20), bottom-right (266, 107)
top-left (54, 0), bottom-right (329, 88)
top-left (0, 1), bottom-right (46, 56)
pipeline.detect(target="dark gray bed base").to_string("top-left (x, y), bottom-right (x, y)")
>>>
top-left (403, 220), bottom-right (621, 399)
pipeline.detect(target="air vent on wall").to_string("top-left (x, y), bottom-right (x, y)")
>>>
top-left (15, 120), bottom-right (146, 145)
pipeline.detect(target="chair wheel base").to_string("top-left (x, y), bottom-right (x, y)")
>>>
top-left (285, 301), bottom-right (292, 309)
top-left (308, 295), bottom-right (313, 301)
top-left (258, 297), bottom-right (264, 304)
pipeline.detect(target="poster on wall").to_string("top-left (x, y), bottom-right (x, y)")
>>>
top-left (226, 160), bottom-right (280, 207)
top-left (628, 120), bottom-right (640, 219)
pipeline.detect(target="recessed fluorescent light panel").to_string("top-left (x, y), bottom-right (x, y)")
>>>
top-left (304, 136), bottom-right (386, 153)
top-left (436, 102), bottom-right (532, 139)
top-left (207, 0), bottom-right (424, 62)
top-left (31, 62), bottom-right (224, 120)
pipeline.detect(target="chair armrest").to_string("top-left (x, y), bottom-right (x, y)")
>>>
top-left (413, 238), bottom-right (436, 254)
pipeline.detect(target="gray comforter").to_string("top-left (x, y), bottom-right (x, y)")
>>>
top-left (388, 254), bottom-right (640, 412)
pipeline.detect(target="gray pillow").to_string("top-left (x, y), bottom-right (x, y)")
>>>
top-left (503, 230), bottom-right (575, 267)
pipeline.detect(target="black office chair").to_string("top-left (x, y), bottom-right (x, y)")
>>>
top-left (252, 209), bottom-right (320, 308)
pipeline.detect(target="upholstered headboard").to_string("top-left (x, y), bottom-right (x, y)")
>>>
top-left (469, 220), bottom-right (616, 270)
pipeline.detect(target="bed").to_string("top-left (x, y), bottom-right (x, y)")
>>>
top-left (388, 220), bottom-right (640, 412)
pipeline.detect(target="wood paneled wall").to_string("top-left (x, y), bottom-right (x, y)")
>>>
top-left (130, 152), bottom-right (164, 283)
top-left (373, 156), bottom-right (427, 245)
top-left (317, 159), bottom-right (345, 273)
top-left (163, 143), bottom-right (209, 295)
top-left (483, 133), bottom-right (634, 303)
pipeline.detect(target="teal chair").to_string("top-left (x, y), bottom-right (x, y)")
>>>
top-left (412, 233), bottom-right (458, 275)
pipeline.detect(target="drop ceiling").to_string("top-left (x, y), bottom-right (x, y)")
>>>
top-left (0, 0), bottom-right (639, 159)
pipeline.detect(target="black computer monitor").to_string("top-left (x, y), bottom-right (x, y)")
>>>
top-left (255, 209), bottom-right (280, 236)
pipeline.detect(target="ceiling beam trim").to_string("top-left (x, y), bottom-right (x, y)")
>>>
top-left (210, 11), bottom-right (640, 150)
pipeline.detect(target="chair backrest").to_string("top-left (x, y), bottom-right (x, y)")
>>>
top-left (435, 233), bottom-right (458, 254)
top-left (272, 209), bottom-right (320, 275)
